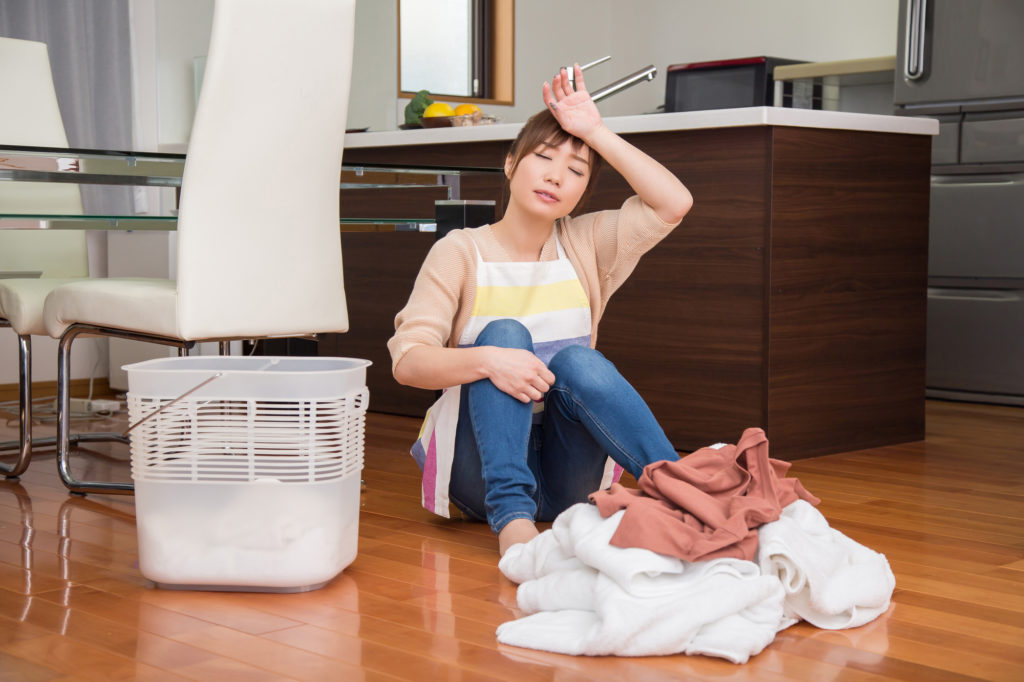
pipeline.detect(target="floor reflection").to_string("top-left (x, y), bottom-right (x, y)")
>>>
top-left (2, 481), bottom-right (75, 633)
top-left (768, 611), bottom-right (893, 679)
top-left (3, 482), bottom-right (37, 620)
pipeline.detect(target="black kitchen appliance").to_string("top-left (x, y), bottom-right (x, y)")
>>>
top-left (664, 56), bottom-right (804, 112)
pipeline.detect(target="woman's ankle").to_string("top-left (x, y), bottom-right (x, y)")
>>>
top-left (497, 518), bottom-right (539, 556)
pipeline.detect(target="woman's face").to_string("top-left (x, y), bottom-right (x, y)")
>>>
top-left (506, 138), bottom-right (592, 221)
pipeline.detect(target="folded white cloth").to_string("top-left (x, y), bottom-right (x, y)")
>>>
top-left (757, 499), bottom-right (895, 629)
top-left (497, 503), bottom-right (785, 663)
top-left (497, 500), bottom-right (896, 663)
top-left (516, 566), bottom-right (597, 613)
top-left (498, 528), bottom-right (583, 585)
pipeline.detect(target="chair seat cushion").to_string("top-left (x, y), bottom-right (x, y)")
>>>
top-left (0, 278), bottom-right (88, 335)
top-left (44, 278), bottom-right (179, 339)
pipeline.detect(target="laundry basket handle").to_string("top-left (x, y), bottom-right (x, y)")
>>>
top-left (122, 372), bottom-right (224, 438)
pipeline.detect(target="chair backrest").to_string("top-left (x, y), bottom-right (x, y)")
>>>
top-left (174, 0), bottom-right (355, 340)
top-left (0, 37), bottom-right (89, 279)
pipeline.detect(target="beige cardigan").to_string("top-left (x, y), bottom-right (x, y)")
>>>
top-left (387, 195), bottom-right (681, 373)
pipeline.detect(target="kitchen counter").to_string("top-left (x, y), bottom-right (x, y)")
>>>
top-left (344, 107), bottom-right (937, 149)
top-left (332, 107), bottom-right (935, 460)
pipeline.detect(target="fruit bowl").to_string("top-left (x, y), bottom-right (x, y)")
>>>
top-left (421, 112), bottom-right (499, 128)
top-left (420, 114), bottom-right (460, 128)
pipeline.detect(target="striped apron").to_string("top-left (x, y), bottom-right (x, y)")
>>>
top-left (410, 227), bottom-right (617, 517)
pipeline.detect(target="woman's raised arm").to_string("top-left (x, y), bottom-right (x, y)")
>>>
top-left (543, 64), bottom-right (693, 225)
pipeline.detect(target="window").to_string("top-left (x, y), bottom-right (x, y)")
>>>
top-left (398, 0), bottom-right (514, 105)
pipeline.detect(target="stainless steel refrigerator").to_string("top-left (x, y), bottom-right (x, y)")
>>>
top-left (895, 0), bottom-right (1024, 406)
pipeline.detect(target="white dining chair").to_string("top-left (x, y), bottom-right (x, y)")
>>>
top-left (0, 37), bottom-right (95, 478)
top-left (42, 0), bottom-right (357, 494)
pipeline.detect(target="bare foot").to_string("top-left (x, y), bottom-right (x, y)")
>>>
top-left (498, 518), bottom-right (539, 556)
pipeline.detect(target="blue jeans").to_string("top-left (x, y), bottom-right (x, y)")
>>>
top-left (448, 319), bottom-right (678, 534)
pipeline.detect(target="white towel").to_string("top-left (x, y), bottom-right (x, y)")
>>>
top-left (516, 566), bottom-right (596, 614)
top-left (498, 527), bottom-right (583, 585)
top-left (497, 503), bottom-right (785, 663)
top-left (757, 499), bottom-right (896, 629)
top-left (497, 500), bottom-right (896, 662)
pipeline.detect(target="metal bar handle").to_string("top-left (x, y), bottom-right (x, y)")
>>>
top-left (565, 56), bottom-right (611, 89)
top-left (122, 372), bottom-right (223, 437)
top-left (580, 55), bottom-right (612, 71)
top-left (927, 288), bottom-right (1022, 303)
top-left (931, 173), bottom-right (1024, 187)
top-left (904, 0), bottom-right (928, 80)
top-left (591, 65), bottom-right (658, 103)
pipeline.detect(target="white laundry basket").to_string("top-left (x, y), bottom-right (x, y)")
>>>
top-left (124, 355), bottom-right (370, 592)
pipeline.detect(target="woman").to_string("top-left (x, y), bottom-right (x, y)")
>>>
top-left (389, 64), bottom-right (694, 555)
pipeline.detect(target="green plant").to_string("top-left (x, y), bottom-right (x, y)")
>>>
top-left (404, 90), bottom-right (434, 126)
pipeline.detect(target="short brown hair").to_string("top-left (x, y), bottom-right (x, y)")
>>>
top-left (501, 109), bottom-right (603, 217)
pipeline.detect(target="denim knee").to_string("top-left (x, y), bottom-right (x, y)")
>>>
top-left (549, 344), bottom-right (617, 394)
top-left (475, 318), bottom-right (533, 350)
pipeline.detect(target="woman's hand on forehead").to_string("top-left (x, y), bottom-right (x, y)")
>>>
top-left (543, 63), bottom-right (603, 144)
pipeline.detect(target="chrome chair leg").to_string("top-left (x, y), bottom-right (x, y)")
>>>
top-left (56, 323), bottom-right (192, 495)
top-left (1, 331), bottom-right (36, 478)
top-left (1, 329), bottom-right (111, 479)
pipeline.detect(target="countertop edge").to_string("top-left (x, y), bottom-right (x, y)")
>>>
top-left (344, 107), bottom-right (939, 149)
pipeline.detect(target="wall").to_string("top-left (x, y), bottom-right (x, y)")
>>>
top-left (601, 0), bottom-right (899, 118)
top-left (154, 0), bottom-right (214, 146)
top-left (124, 0), bottom-right (901, 133)
top-left (349, 0), bottom-right (900, 130)
top-left (348, 0), bottom-right (401, 134)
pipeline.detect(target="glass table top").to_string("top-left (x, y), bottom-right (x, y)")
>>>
top-left (0, 143), bottom-right (496, 187)
top-left (0, 144), bottom-right (499, 231)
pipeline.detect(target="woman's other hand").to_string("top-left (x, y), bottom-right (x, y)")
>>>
top-left (542, 63), bottom-right (604, 143)
top-left (485, 347), bottom-right (555, 403)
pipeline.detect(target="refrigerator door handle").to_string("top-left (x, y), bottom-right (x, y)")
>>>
top-left (904, 0), bottom-right (929, 80)
top-left (927, 288), bottom-right (1022, 303)
top-left (931, 173), bottom-right (1024, 188)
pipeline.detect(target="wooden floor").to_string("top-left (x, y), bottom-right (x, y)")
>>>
top-left (1, 399), bottom-right (1022, 681)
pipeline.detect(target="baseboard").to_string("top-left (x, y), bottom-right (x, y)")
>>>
top-left (0, 378), bottom-right (115, 405)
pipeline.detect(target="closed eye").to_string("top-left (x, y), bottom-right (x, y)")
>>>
top-left (569, 168), bottom-right (585, 177)
top-left (534, 152), bottom-right (551, 160)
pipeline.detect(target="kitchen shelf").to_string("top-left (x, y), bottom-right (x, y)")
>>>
top-left (773, 56), bottom-right (896, 114)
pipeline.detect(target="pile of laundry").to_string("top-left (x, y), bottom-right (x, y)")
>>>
top-left (496, 428), bottom-right (895, 664)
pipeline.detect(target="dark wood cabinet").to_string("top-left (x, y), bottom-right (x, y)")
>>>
top-left (330, 121), bottom-right (931, 459)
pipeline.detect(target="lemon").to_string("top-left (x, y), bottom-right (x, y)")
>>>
top-left (454, 103), bottom-right (482, 116)
top-left (422, 102), bottom-right (456, 118)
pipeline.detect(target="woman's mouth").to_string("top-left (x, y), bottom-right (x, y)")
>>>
top-left (534, 190), bottom-right (559, 203)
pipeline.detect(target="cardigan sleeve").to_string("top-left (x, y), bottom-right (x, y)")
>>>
top-left (571, 195), bottom-right (682, 301)
top-left (386, 231), bottom-right (475, 373)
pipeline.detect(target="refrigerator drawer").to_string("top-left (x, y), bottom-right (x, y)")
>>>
top-left (929, 173), bottom-right (1024, 278)
top-left (961, 111), bottom-right (1024, 164)
top-left (932, 116), bottom-right (959, 165)
top-left (927, 287), bottom-right (1024, 398)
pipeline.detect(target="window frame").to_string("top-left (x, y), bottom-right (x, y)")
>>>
top-left (397, 0), bottom-right (514, 106)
